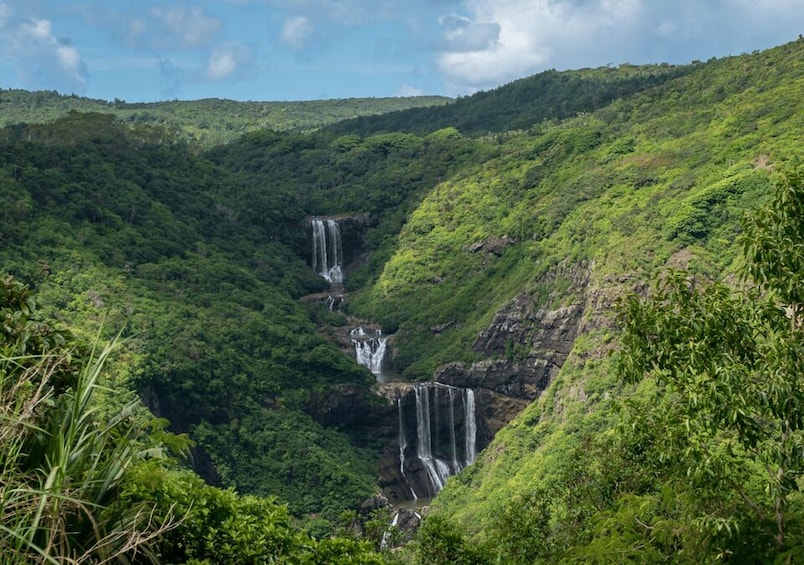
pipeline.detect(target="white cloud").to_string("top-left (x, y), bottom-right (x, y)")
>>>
top-left (433, 0), bottom-right (648, 92)
top-left (431, 0), bottom-right (804, 94)
top-left (205, 41), bottom-right (252, 80)
top-left (6, 16), bottom-right (89, 93)
top-left (150, 5), bottom-right (222, 48)
top-left (0, 3), bottom-right (10, 29)
top-left (396, 83), bottom-right (426, 96)
top-left (434, 14), bottom-right (500, 53)
top-left (655, 19), bottom-right (676, 37)
top-left (280, 15), bottom-right (314, 51)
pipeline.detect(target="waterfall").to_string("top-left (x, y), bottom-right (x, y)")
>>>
top-left (380, 511), bottom-right (401, 549)
top-left (405, 382), bottom-right (477, 497)
top-left (464, 388), bottom-right (477, 466)
top-left (311, 218), bottom-right (344, 284)
top-left (414, 385), bottom-right (451, 495)
top-left (349, 327), bottom-right (387, 376)
top-left (448, 387), bottom-right (459, 472)
top-left (325, 294), bottom-right (343, 311)
top-left (398, 397), bottom-right (417, 500)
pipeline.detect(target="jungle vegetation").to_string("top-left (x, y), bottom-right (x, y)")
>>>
top-left (0, 37), bottom-right (802, 562)
top-left (0, 90), bottom-right (450, 148)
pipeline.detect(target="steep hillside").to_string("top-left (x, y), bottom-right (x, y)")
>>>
top-left (0, 114), bottom-right (382, 530)
top-left (1, 37), bottom-right (801, 562)
top-left (350, 39), bottom-right (801, 378)
top-left (383, 39), bottom-right (802, 561)
top-left (327, 62), bottom-right (693, 136)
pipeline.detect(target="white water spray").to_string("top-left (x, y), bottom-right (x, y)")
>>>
top-left (349, 327), bottom-right (387, 376)
top-left (311, 218), bottom-right (344, 284)
top-left (406, 382), bottom-right (477, 497)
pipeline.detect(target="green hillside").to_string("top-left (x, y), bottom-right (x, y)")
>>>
top-left (0, 89), bottom-right (450, 147)
top-left (0, 112), bottom-right (383, 533)
top-left (327, 61), bottom-right (693, 136)
top-left (392, 40), bottom-right (803, 562)
top-left (0, 37), bottom-right (802, 563)
top-left (344, 40), bottom-right (801, 377)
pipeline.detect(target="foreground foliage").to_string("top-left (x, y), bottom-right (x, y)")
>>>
top-left (0, 278), bottom-right (387, 563)
top-left (0, 277), bottom-right (171, 562)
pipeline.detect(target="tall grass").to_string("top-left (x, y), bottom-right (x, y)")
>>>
top-left (0, 341), bottom-right (174, 563)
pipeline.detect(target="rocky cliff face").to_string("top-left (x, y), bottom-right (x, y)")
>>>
top-left (436, 260), bottom-right (589, 399)
top-left (302, 248), bottom-right (592, 503)
top-left (354, 261), bottom-right (592, 502)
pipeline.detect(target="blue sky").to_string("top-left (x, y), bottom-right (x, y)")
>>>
top-left (0, 0), bottom-right (801, 103)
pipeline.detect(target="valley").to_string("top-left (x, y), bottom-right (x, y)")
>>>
top-left (0, 37), bottom-right (802, 563)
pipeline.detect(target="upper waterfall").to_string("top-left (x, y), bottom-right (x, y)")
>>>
top-left (311, 218), bottom-right (344, 284)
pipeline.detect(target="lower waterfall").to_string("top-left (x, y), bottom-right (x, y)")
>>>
top-left (398, 398), bottom-right (417, 499)
top-left (414, 385), bottom-right (452, 494)
top-left (464, 388), bottom-right (477, 466)
top-left (400, 382), bottom-right (477, 498)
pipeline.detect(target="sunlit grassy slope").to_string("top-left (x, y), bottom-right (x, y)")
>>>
top-left (350, 39), bottom-right (803, 535)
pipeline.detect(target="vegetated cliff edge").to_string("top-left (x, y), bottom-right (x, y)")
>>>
top-left (346, 38), bottom-right (803, 532)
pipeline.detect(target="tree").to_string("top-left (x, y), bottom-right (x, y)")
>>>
top-left (617, 170), bottom-right (804, 559)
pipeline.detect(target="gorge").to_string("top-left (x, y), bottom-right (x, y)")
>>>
top-left (3, 40), bottom-right (800, 562)
top-left (306, 216), bottom-right (562, 503)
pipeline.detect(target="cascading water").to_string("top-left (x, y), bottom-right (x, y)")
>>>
top-left (311, 218), bottom-right (344, 284)
top-left (349, 327), bottom-right (387, 376)
top-left (414, 385), bottom-right (451, 495)
top-left (402, 382), bottom-right (478, 497)
top-left (448, 387), bottom-right (459, 472)
top-left (464, 388), bottom-right (477, 466)
top-left (398, 398), bottom-right (417, 500)
top-left (325, 294), bottom-right (344, 311)
top-left (380, 511), bottom-right (401, 549)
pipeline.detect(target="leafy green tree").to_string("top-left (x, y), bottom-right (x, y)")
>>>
top-left (415, 515), bottom-right (491, 565)
top-left (616, 171), bottom-right (804, 559)
top-left (123, 462), bottom-right (386, 564)
top-left (486, 489), bottom-right (554, 564)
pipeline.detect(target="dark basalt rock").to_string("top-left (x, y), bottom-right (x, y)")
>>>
top-left (319, 262), bottom-right (592, 503)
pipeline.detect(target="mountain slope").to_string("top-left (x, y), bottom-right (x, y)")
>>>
top-left (327, 62), bottom-right (693, 136)
top-left (386, 38), bottom-right (803, 560)
top-left (0, 115), bottom-right (382, 528)
top-left (350, 39), bottom-right (802, 379)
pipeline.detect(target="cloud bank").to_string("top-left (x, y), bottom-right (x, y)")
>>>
top-left (431, 0), bottom-right (803, 93)
top-left (0, 0), bottom-right (800, 101)
top-left (0, 3), bottom-right (88, 93)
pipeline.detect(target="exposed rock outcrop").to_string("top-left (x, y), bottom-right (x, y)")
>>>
top-left (315, 261), bottom-right (593, 503)
top-left (437, 261), bottom-right (590, 401)
top-left (466, 235), bottom-right (517, 256)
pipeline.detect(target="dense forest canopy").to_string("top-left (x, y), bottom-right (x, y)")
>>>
top-left (0, 90), bottom-right (450, 148)
top-left (0, 37), bottom-right (802, 563)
